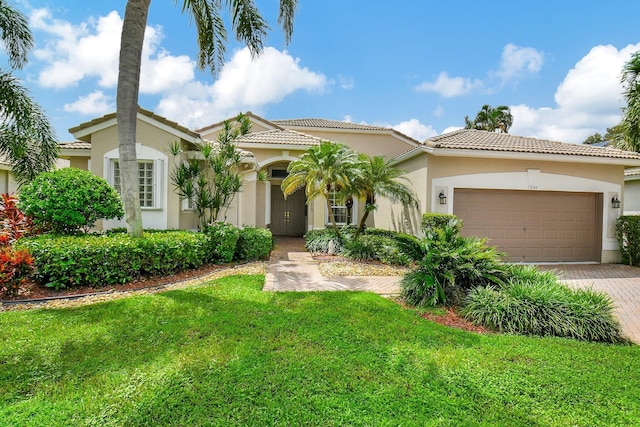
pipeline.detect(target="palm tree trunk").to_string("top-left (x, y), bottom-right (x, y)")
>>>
top-left (325, 195), bottom-right (340, 237)
top-left (116, 0), bottom-right (149, 238)
top-left (354, 210), bottom-right (369, 239)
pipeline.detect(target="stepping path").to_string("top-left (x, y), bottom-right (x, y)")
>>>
top-left (263, 238), bottom-right (401, 296)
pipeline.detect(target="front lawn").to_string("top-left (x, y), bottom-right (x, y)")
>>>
top-left (1, 274), bottom-right (639, 426)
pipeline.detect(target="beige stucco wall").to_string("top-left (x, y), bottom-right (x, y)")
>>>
top-left (69, 157), bottom-right (90, 170)
top-left (0, 169), bottom-right (18, 194)
top-left (285, 128), bottom-right (414, 159)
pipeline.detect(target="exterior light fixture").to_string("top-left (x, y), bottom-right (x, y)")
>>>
top-left (611, 195), bottom-right (621, 209)
top-left (438, 190), bottom-right (447, 205)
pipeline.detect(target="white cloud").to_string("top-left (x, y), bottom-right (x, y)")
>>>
top-left (392, 119), bottom-right (438, 141)
top-left (441, 126), bottom-right (462, 135)
top-left (495, 44), bottom-right (543, 82)
top-left (509, 43), bottom-right (640, 143)
top-left (338, 75), bottom-right (354, 90)
top-left (31, 9), bottom-right (194, 93)
top-left (415, 72), bottom-right (483, 98)
top-left (433, 105), bottom-right (444, 118)
top-left (63, 90), bottom-right (114, 115)
top-left (157, 47), bottom-right (327, 128)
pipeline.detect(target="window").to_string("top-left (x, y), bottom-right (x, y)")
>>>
top-left (113, 161), bottom-right (156, 208)
top-left (328, 189), bottom-right (349, 224)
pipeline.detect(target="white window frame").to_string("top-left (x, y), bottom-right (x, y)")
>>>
top-left (109, 159), bottom-right (163, 210)
top-left (325, 189), bottom-right (356, 226)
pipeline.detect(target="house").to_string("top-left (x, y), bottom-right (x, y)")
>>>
top-left (624, 168), bottom-right (640, 214)
top-left (59, 108), bottom-right (640, 263)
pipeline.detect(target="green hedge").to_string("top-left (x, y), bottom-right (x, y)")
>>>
top-left (17, 231), bottom-right (209, 290)
top-left (421, 213), bottom-right (462, 234)
top-left (206, 222), bottom-right (240, 263)
top-left (616, 215), bottom-right (640, 266)
top-left (235, 227), bottom-right (273, 261)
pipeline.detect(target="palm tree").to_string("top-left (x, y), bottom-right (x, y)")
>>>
top-left (0, 0), bottom-right (58, 184)
top-left (464, 104), bottom-right (513, 133)
top-left (117, 0), bottom-right (297, 237)
top-left (281, 141), bottom-right (361, 236)
top-left (620, 51), bottom-right (640, 152)
top-left (349, 155), bottom-right (419, 239)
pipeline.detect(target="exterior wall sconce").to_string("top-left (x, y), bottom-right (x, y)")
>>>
top-left (611, 195), bottom-right (621, 209)
top-left (438, 190), bottom-right (447, 205)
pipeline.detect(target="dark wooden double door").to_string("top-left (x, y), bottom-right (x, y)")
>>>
top-left (270, 186), bottom-right (306, 236)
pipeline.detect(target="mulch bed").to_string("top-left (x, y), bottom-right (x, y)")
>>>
top-left (420, 307), bottom-right (492, 334)
top-left (2, 263), bottom-right (228, 301)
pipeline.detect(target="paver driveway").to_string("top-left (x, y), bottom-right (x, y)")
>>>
top-left (538, 264), bottom-right (640, 344)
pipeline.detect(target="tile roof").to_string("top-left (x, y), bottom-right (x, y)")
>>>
top-left (273, 118), bottom-right (392, 132)
top-left (427, 129), bottom-right (640, 160)
top-left (625, 167), bottom-right (640, 177)
top-left (69, 107), bottom-right (199, 139)
top-left (234, 129), bottom-right (324, 146)
top-left (59, 142), bottom-right (91, 149)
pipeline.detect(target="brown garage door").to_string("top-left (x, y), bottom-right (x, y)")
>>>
top-left (453, 189), bottom-right (602, 262)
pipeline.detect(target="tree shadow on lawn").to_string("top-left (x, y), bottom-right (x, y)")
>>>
top-left (3, 276), bottom-right (637, 425)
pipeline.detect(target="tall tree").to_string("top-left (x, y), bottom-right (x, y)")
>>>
top-left (620, 51), bottom-right (640, 152)
top-left (117, 0), bottom-right (297, 237)
top-left (582, 132), bottom-right (605, 145)
top-left (464, 104), bottom-right (513, 133)
top-left (0, 0), bottom-right (58, 184)
top-left (349, 155), bottom-right (418, 239)
top-left (281, 141), bottom-right (362, 236)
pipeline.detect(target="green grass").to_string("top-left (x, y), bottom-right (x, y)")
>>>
top-left (1, 275), bottom-right (639, 426)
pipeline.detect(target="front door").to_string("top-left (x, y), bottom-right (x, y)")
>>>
top-left (270, 186), bottom-right (306, 236)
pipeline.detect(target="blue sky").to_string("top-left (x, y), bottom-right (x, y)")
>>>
top-left (9, 0), bottom-right (640, 143)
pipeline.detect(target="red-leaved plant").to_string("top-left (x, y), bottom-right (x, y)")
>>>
top-left (0, 194), bottom-right (35, 297)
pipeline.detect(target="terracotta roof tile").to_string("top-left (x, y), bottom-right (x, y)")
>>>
top-left (234, 129), bottom-right (324, 146)
top-left (427, 129), bottom-right (640, 160)
top-left (59, 141), bottom-right (91, 149)
top-left (273, 118), bottom-right (392, 131)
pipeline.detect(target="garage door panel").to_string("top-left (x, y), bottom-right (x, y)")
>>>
top-left (453, 189), bottom-right (600, 262)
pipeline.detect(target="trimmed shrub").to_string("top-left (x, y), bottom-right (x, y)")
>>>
top-left (616, 215), bottom-right (640, 266)
top-left (17, 231), bottom-right (208, 289)
top-left (462, 265), bottom-right (625, 343)
top-left (421, 213), bottom-right (462, 234)
top-left (235, 227), bottom-right (272, 261)
top-left (342, 234), bottom-right (411, 266)
top-left (0, 247), bottom-right (34, 297)
top-left (19, 168), bottom-right (124, 234)
top-left (205, 222), bottom-right (240, 263)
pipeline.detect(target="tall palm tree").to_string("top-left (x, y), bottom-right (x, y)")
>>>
top-left (349, 155), bottom-right (419, 239)
top-left (620, 51), bottom-right (640, 152)
top-left (281, 141), bottom-right (361, 236)
top-left (0, 0), bottom-right (58, 185)
top-left (464, 104), bottom-right (513, 133)
top-left (117, 0), bottom-right (297, 237)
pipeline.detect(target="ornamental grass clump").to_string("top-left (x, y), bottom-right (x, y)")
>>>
top-left (462, 265), bottom-right (625, 343)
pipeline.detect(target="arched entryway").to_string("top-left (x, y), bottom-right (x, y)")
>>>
top-left (268, 164), bottom-right (307, 236)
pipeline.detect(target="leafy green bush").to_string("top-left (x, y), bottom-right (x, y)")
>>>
top-left (17, 231), bottom-right (208, 289)
top-left (235, 227), bottom-right (272, 261)
top-left (304, 228), bottom-right (344, 254)
top-left (19, 168), bottom-right (124, 234)
top-left (421, 213), bottom-right (462, 234)
top-left (616, 215), bottom-right (640, 266)
top-left (462, 265), bottom-right (625, 343)
top-left (205, 222), bottom-right (240, 263)
top-left (342, 235), bottom-right (379, 261)
top-left (398, 223), bottom-right (507, 307)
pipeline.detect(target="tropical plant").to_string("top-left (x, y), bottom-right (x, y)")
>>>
top-left (18, 168), bottom-right (124, 235)
top-left (282, 141), bottom-right (362, 237)
top-left (170, 114), bottom-right (250, 230)
top-left (398, 219), bottom-right (507, 307)
top-left (0, 193), bottom-right (33, 245)
top-left (583, 132), bottom-right (606, 145)
top-left (462, 265), bottom-right (625, 343)
top-left (117, 0), bottom-right (297, 237)
top-left (619, 51), bottom-right (640, 152)
top-left (464, 104), bottom-right (513, 133)
top-left (346, 155), bottom-right (418, 239)
top-left (0, 246), bottom-right (33, 297)
top-left (0, 0), bottom-right (58, 184)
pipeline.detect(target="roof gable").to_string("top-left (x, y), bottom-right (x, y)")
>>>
top-left (196, 112), bottom-right (283, 135)
top-left (69, 107), bottom-right (199, 142)
top-left (234, 129), bottom-right (324, 147)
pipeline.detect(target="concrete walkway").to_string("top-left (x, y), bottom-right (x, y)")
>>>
top-left (263, 238), bottom-right (401, 296)
top-left (265, 238), bottom-right (640, 343)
